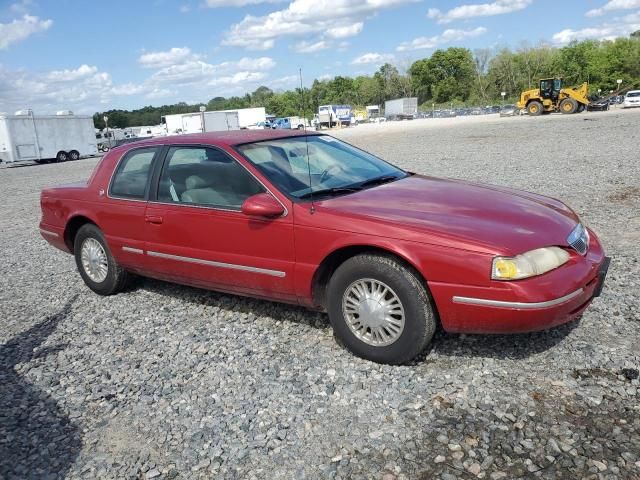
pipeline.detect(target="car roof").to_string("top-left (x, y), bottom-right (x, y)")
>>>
top-left (625, 90), bottom-right (640, 94)
top-left (115, 129), bottom-right (320, 151)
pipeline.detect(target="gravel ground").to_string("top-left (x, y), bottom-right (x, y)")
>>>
top-left (1, 109), bottom-right (639, 480)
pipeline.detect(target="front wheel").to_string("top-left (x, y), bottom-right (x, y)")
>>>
top-left (560, 98), bottom-right (578, 114)
top-left (527, 101), bottom-right (543, 116)
top-left (327, 254), bottom-right (436, 364)
top-left (74, 224), bottom-right (129, 295)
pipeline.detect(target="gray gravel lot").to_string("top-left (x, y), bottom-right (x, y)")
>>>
top-left (1, 109), bottom-right (639, 479)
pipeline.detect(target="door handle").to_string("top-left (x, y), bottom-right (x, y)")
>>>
top-left (145, 215), bottom-right (163, 224)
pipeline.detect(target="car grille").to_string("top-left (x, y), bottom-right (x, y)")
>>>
top-left (567, 223), bottom-right (589, 255)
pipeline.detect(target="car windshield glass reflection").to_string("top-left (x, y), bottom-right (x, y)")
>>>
top-left (237, 135), bottom-right (406, 200)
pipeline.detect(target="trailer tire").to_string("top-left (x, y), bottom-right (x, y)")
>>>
top-left (101, 146), bottom-right (110, 153)
top-left (55, 151), bottom-right (68, 162)
top-left (69, 150), bottom-right (80, 161)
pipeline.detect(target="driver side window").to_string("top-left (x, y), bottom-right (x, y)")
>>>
top-left (157, 146), bottom-right (263, 209)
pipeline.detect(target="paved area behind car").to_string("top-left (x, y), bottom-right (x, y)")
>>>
top-left (1, 109), bottom-right (639, 479)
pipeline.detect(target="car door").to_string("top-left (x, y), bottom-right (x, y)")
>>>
top-left (143, 144), bottom-right (297, 302)
top-left (97, 146), bottom-right (162, 274)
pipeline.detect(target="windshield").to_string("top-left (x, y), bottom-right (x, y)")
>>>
top-left (236, 135), bottom-right (406, 200)
top-left (626, 91), bottom-right (640, 98)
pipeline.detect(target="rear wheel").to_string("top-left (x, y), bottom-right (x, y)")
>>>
top-left (55, 151), bottom-right (68, 162)
top-left (560, 98), bottom-right (578, 114)
top-left (327, 254), bottom-right (436, 364)
top-left (527, 101), bottom-right (543, 116)
top-left (68, 150), bottom-right (80, 161)
top-left (74, 223), bottom-right (129, 295)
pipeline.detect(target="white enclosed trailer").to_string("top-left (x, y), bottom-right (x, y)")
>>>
top-left (220, 107), bottom-right (266, 129)
top-left (0, 110), bottom-right (98, 164)
top-left (162, 111), bottom-right (240, 135)
top-left (384, 98), bottom-right (418, 119)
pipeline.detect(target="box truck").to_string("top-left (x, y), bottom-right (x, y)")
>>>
top-left (317, 105), bottom-right (353, 128)
top-left (0, 110), bottom-right (98, 164)
top-left (384, 98), bottom-right (418, 120)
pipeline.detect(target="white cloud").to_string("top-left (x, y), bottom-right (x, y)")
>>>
top-left (397, 27), bottom-right (487, 51)
top-left (145, 88), bottom-right (175, 99)
top-left (427, 0), bottom-right (532, 24)
top-left (270, 75), bottom-right (299, 88)
top-left (179, 4), bottom-right (191, 12)
top-left (552, 22), bottom-right (640, 44)
top-left (148, 55), bottom-right (276, 93)
top-left (327, 22), bottom-right (363, 38)
top-left (9, 0), bottom-right (33, 14)
top-left (351, 52), bottom-right (395, 65)
top-left (0, 14), bottom-right (53, 50)
top-left (138, 47), bottom-right (201, 69)
top-left (209, 71), bottom-right (267, 86)
top-left (586, 0), bottom-right (640, 17)
top-left (204, 0), bottom-right (283, 6)
top-left (0, 63), bottom-right (145, 113)
top-left (0, 48), bottom-right (278, 113)
top-left (223, 0), bottom-right (415, 50)
top-left (45, 64), bottom-right (98, 82)
top-left (292, 40), bottom-right (331, 53)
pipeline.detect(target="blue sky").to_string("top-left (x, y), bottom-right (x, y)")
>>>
top-left (1, 0), bottom-right (639, 113)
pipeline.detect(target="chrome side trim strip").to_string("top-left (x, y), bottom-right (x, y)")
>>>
top-left (122, 246), bottom-right (144, 254)
top-left (147, 250), bottom-right (286, 278)
top-left (40, 228), bottom-right (59, 238)
top-left (452, 288), bottom-right (584, 310)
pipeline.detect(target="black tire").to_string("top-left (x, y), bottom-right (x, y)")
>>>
top-left (527, 101), bottom-right (543, 116)
top-left (68, 150), bottom-right (80, 161)
top-left (560, 98), bottom-right (578, 114)
top-left (577, 104), bottom-right (585, 113)
top-left (56, 151), bottom-right (68, 162)
top-left (327, 254), bottom-right (436, 364)
top-left (74, 223), bottom-right (129, 295)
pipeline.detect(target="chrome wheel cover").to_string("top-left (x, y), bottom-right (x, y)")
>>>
top-left (342, 278), bottom-right (405, 347)
top-left (81, 238), bottom-right (108, 283)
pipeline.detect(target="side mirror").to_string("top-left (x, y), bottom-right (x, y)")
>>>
top-left (241, 193), bottom-right (285, 218)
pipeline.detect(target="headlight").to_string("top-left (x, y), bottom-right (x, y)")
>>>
top-left (492, 247), bottom-right (570, 280)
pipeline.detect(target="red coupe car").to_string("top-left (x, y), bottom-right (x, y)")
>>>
top-left (40, 130), bottom-right (609, 364)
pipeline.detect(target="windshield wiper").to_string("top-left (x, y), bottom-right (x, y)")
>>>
top-left (357, 174), bottom-right (402, 189)
top-left (297, 186), bottom-right (361, 200)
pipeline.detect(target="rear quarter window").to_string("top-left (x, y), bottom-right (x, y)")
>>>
top-left (109, 147), bottom-right (159, 200)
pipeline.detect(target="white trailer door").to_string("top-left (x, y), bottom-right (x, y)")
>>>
top-left (10, 117), bottom-right (40, 161)
top-left (182, 114), bottom-right (202, 134)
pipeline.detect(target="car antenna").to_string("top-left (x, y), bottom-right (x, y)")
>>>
top-left (300, 67), bottom-right (315, 214)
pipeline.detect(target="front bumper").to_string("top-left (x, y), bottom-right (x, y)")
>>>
top-left (429, 230), bottom-right (608, 334)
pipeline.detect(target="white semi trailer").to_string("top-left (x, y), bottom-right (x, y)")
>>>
top-left (0, 110), bottom-right (98, 164)
top-left (162, 111), bottom-right (240, 135)
top-left (384, 98), bottom-right (418, 120)
top-left (220, 107), bottom-right (266, 129)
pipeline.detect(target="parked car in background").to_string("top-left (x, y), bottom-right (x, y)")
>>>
top-left (623, 90), bottom-right (640, 108)
top-left (246, 121), bottom-right (272, 130)
top-left (272, 117), bottom-right (308, 130)
top-left (499, 104), bottom-right (519, 117)
top-left (587, 97), bottom-right (610, 112)
top-left (39, 130), bottom-right (609, 364)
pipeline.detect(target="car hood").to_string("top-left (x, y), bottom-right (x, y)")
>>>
top-left (310, 175), bottom-right (579, 255)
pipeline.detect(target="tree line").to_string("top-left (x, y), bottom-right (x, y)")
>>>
top-left (93, 33), bottom-right (640, 129)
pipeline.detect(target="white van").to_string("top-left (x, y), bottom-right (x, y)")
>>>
top-left (623, 90), bottom-right (640, 108)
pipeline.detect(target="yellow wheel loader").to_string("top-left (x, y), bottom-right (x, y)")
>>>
top-left (516, 78), bottom-right (590, 116)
